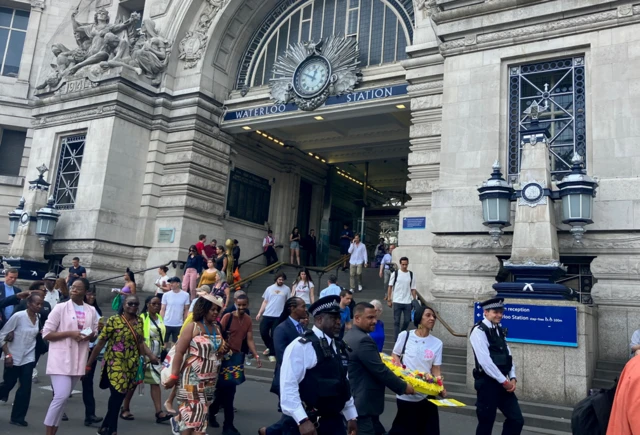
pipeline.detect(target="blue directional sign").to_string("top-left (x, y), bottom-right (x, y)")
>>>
top-left (402, 217), bottom-right (426, 230)
top-left (474, 302), bottom-right (578, 347)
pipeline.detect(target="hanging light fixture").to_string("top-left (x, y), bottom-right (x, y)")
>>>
top-left (478, 161), bottom-right (514, 245)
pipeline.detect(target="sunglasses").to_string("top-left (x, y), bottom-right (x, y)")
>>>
top-left (126, 302), bottom-right (140, 307)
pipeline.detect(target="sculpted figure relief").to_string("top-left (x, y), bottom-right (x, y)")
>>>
top-left (37, 7), bottom-right (171, 92)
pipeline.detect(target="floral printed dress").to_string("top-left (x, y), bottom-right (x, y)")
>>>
top-left (99, 315), bottom-right (143, 393)
top-left (176, 323), bottom-right (222, 432)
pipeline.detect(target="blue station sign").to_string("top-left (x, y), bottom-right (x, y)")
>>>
top-left (402, 217), bottom-right (426, 230)
top-left (473, 302), bottom-right (578, 347)
top-left (224, 84), bottom-right (408, 122)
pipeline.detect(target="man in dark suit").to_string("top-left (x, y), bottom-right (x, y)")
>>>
top-left (0, 268), bottom-right (22, 329)
top-left (344, 302), bottom-right (415, 435)
top-left (259, 297), bottom-right (307, 435)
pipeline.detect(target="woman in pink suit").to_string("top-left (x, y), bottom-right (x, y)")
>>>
top-left (43, 278), bottom-right (99, 435)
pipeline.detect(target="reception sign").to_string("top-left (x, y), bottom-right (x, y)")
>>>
top-left (224, 84), bottom-right (408, 121)
top-left (473, 302), bottom-right (578, 347)
top-left (402, 217), bottom-right (426, 230)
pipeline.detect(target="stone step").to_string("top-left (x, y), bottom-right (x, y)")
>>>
top-left (591, 378), bottom-right (617, 390)
top-left (595, 360), bottom-right (626, 373)
top-left (244, 373), bottom-right (572, 434)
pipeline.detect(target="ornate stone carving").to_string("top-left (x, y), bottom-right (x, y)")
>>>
top-left (30, 0), bottom-right (45, 11)
top-left (36, 8), bottom-right (171, 92)
top-left (414, 0), bottom-right (438, 19)
top-left (178, 0), bottom-right (230, 69)
top-left (407, 80), bottom-right (443, 93)
top-left (31, 105), bottom-right (116, 127)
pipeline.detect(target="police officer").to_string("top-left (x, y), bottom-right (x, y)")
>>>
top-left (470, 298), bottom-right (524, 435)
top-left (279, 295), bottom-right (358, 435)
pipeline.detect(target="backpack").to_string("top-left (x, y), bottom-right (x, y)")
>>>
top-left (570, 383), bottom-right (617, 435)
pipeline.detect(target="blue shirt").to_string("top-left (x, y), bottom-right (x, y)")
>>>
top-left (339, 306), bottom-right (351, 340)
top-left (3, 285), bottom-right (15, 320)
top-left (319, 284), bottom-right (342, 298)
top-left (340, 229), bottom-right (353, 246)
top-left (369, 320), bottom-right (385, 352)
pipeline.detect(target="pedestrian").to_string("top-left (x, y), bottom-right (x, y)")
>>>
top-left (161, 276), bottom-right (190, 347)
top-left (339, 289), bottom-right (353, 340)
top-left (66, 257), bottom-right (87, 287)
top-left (211, 271), bottom-right (231, 311)
top-left (369, 299), bottom-right (386, 352)
top-left (319, 275), bottom-right (341, 298)
top-left (154, 266), bottom-right (170, 295)
top-left (86, 294), bottom-right (159, 435)
top-left (374, 238), bottom-right (386, 267)
top-left (340, 223), bottom-right (354, 271)
top-left (290, 227), bottom-right (302, 266)
top-left (348, 233), bottom-right (368, 292)
top-left (82, 287), bottom-right (104, 428)
top-left (470, 298), bottom-right (524, 435)
top-left (0, 268), bottom-right (22, 330)
top-left (184, 245), bottom-right (205, 299)
top-left (43, 278), bottom-right (99, 435)
top-left (303, 229), bottom-right (317, 267)
top-left (389, 304), bottom-right (445, 435)
top-left (387, 257), bottom-right (417, 340)
top-left (345, 302), bottom-right (414, 435)
top-left (212, 293), bottom-right (262, 434)
top-left (630, 327), bottom-right (640, 359)
top-left (163, 294), bottom-right (229, 435)
top-left (215, 245), bottom-right (228, 281)
top-left (43, 272), bottom-right (65, 308)
top-left (222, 290), bottom-right (251, 317)
top-left (256, 273), bottom-right (290, 363)
top-left (54, 277), bottom-right (69, 300)
top-left (121, 295), bottom-right (173, 424)
top-left (204, 239), bottom-right (218, 260)
top-left (292, 268), bottom-right (315, 307)
top-left (607, 353), bottom-right (640, 434)
top-left (279, 295), bottom-right (358, 435)
top-left (263, 229), bottom-right (279, 268)
top-left (0, 292), bottom-right (42, 427)
top-left (196, 234), bottom-right (208, 260)
top-left (232, 239), bottom-right (241, 268)
top-left (379, 244), bottom-right (395, 300)
top-left (199, 258), bottom-right (220, 289)
top-left (259, 297), bottom-right (307, 435)
top-left (115, 268), bottom-right (137, 305)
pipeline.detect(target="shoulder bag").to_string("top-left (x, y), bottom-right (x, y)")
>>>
top-left (121, 315), bottom-right (145, 385)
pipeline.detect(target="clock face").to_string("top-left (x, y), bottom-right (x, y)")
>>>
top-left (293, 56), bottom-right (331, 98)
top-left (20, 212), bottom-right (29, 225)
top-left (522, 183), bottom-right (543, 202)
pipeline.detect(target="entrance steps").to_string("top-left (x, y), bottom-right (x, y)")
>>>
top-left (243, 265), bottom-right (574, 434)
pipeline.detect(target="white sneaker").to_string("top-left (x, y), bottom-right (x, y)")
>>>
top-left (349, 289), bottom-right (355, 293)
top-left (358, 285), bottom-right (363, 292)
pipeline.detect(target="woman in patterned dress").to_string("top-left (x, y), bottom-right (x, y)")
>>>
top-left (86, 294), bottom-right (159, 435)
top-left (163, 294), bottom-right (228, 435)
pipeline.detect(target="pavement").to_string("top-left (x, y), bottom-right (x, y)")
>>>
top-left (0, 357), bottom-right (539, 435)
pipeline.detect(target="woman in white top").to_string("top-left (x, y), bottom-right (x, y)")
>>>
top-left (389, 305), bottom-right (446, 435)
top-left (0, 293), bottom-right (43, 426)
top-left (154, 266), bottom-right (170, 295)
top-left (291, 269), bottom-right (315, 307)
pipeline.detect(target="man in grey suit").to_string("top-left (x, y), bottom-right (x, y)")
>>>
top-left (344, 302), bottom-right (415, 435)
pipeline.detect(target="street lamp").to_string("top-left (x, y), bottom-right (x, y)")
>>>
top-left (556, 153), bottom-right (598, 244)
top-left (478, 161), bottom-right (514, 245)
top-left (8, 197), bottom-right (25, 238)
top-left (35, 196), bottom-right (60, 246)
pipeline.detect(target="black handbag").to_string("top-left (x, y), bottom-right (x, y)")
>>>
top-left (35, 332), bottom-right (49, 356)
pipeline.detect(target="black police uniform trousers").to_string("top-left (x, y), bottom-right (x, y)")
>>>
top-left (280, 414), bottom-right (345, 435)
top-left (474, 375), bottom-right (524, 435)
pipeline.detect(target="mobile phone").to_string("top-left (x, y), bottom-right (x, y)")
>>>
top-left (80, 327), bottom-right (93, 336)
top-left (111, 288), bottom-right (120, 293)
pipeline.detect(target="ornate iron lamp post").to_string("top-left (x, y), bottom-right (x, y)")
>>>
top-left (35, 196), bottom-right (60, 246)
top-left (8, 197), bottom-right (25, 238)
top-left (478, 161), bottom-right (514, 245)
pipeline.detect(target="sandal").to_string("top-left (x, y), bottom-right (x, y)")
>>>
top-left (155, 411), bottom-right (172, 424)
top-left (119, 408), bottom-right (134, 421)
top-left (164, 399), bottom-right (176, 414)
top-left (262, 349), bottom-right (270, 356)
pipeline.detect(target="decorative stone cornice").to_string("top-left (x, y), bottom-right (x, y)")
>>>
top-left (30, 0), bottom-right (45, 11)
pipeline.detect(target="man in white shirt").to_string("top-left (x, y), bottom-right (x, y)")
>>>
top-left (378, 244), bottom-right (395, 300)
top-left (160, 277), bottom-right (190, 346)
top-left (387, 256), bottom-right (417, 339)
top-left (348, 234), bottom-right (368, 293)
top-left (256, 273), bottom-right (290, 362)
top-left (319, 275), bottom-right (342, 298)
top-left (470, 298), bottom-right (524, 435)
top-left (280, 295), bottom-right (358, 435)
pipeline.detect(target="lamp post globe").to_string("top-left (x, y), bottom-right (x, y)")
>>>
top-left (35, 196), bottom-right (61, 246)
top-left (478, 161), bottom-right (514, 245)
top-left (556, 153), bottom-right (598, 245)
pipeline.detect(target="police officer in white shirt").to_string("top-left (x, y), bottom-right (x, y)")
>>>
top-left (348, 234), bottom-right (368, 293)
top-left (470, 298), bottom-right (524, 435)
top-left (280, 295), bottom-right (357, 435)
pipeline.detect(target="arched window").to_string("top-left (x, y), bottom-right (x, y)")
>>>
top-left (237, 0), bottom-right (414, 89)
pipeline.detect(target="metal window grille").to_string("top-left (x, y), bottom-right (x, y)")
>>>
top-left (0, 7), bottom-right (30, 77)
top-left (226, 168), bottom-right (272, 225)
top-left (507, 56), bottom-right (586, 182)
top-left (54, 134), bottom-right (86, 210)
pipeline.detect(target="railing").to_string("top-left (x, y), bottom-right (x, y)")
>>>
top-left (415, 291), bottom-right (467, 338)
top-left (88, 260), bottom-right (186, 286)
top-left (236, 245), bottom-right (284, 269)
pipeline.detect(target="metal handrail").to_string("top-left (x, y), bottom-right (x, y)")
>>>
top-left (415, 292), bottom-right (467, 338)
top-left (89, 260), bottom-right (187, 285)
top-left (237, 245), bottom-right (284, 268)
top-left (233, 261), bottom-right (285, 289)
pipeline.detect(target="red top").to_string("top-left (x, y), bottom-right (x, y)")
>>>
top-left (195, 241), bottom-right (205, 255)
